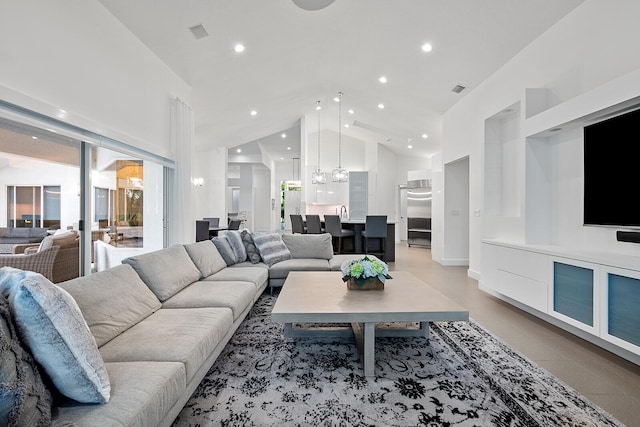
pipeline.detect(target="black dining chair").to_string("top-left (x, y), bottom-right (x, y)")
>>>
top-left (324, 215), bottom-right (355, 254)
top-left (203, 217), bottom-right (220, 228)
top-left (195, 220), bottom-right (210, 242)
top-left (228, 220), bottom-right (242, 230)
top-left (361, 215), bottom-right (387, 260)
top-left (305, 215), bottom-right (324, 234)
top-left (290, 214), bottom-right (306, 234)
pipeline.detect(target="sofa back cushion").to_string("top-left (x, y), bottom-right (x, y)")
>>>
top-left (38, 230), bottom-right (77, 252)
top-left (282, 233), bottom-right (334, 260)
top-left (183, 240), bottom-right (227, 278)
top-left (58, 264), bottom-right (161, 347)
top-left (122, 245), bottom-right (201, 302)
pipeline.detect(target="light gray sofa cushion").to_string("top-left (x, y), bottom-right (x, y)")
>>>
top-left (99, 307), bottom-right (232, 384)
top-left (282, 233), bottom-right (333, 259)
top-left (252, 233), bottom-right (292, 267)
top-left (203, 266), bottom-right (269, 292)
top-left (269, 258), bottom-right (331, 279)
top-left (52, 361), bottom-right (186, 427)
top-left (224, 230), bottom-right (247, 263)
top-left (59, 264), bottom-right (161, 347)
top-left (0, 268), bottom-right (110, 403)
top-left (162, 281), bottom-right (256, 321)
top-left (122, 245), bottom-right (201, 302)
top-left (183, 240), bottom-right (226, 278)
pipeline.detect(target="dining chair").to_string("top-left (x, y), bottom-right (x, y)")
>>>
top-left (361, 215), bottom-right (387, 260)
top-left (195, 220), bottom-right (210, 242)
top-left (227, 220), bottom-right (242, 230)
top-left (324, 215), bottom-right (355, 254)
top-left (290, 214), bottom-right (306, 234)
top-left (203, 217), bottom-right (220, 228)
top-left (305, 215), bottom-right (323, 234)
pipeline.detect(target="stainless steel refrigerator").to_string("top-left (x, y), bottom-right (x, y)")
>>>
top-left (406, 179), bottom-right (432, 247)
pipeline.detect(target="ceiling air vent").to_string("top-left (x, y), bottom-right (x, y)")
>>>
top-left (189, 24), bottom-right (209, 40)
top-left (451, 84), bottom-right (466, 94)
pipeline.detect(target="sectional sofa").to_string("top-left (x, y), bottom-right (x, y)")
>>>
top-left (0, 232), bottom-right (364, 426)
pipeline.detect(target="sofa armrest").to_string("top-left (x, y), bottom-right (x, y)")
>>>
top-left (13, 242), bottom-right (40, 254)
top-left (0, 245), bottom-right (60, 281)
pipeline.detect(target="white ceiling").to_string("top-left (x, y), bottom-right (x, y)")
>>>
top-left (98, 0), bottom-right (584, 161)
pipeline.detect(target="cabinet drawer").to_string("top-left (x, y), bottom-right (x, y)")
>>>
top-left (498, 270), bottom-right (548, 313)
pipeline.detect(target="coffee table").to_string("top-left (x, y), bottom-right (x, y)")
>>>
top-left (271, 271), bottom-right (469, 377)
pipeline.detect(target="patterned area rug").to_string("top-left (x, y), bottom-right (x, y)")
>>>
top-left (173, 294), bottom-right (623, 427)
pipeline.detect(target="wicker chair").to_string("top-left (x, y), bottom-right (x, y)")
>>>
top-left (0, 245), bottom-right (60, 282)
top-left (10, 231), bottom-right (80, 283)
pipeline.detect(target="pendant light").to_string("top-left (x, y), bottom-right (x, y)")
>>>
top-left (311, 100), bottom-right (326, 184)
top-left (332, 91), bottom-right (348, 182)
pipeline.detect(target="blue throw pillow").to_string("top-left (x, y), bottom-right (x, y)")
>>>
top-left (212, 236), bottom-right (236, 266)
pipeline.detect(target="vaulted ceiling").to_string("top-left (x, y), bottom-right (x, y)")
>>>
top-left (98, 0), bottom-right (584, 161)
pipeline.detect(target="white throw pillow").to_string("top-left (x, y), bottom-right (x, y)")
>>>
top-left (0, 267), bottom-right (111, 403)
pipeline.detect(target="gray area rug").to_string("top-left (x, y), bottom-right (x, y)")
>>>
top-left (173, 294), bottom-right (623, 426)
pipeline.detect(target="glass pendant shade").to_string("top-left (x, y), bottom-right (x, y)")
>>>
top-left (312, 170), bottom-right (327, 184)
top-left (332, 168), bottom-right (348, 182)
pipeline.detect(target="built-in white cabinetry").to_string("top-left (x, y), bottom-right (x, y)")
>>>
top-left (480, 70), bottom-right (640, 364)
top-left (481, 241), bottom-right (640, 363)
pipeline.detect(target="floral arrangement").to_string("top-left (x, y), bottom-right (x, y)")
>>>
top-left (340, 256), bottom-right (392, 286)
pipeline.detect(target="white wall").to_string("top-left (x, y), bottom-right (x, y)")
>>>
top-left (0, 0), bottom-right (191, 157)
top-left (440, 0), bottom-right (640, 275)
top-left (194, 147), bottom-right (228, 223)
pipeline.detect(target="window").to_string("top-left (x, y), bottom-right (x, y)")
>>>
top-left (7, 185), bottom-right (61, 229)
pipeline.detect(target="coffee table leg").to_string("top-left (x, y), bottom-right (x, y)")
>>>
top-left (283, 323), bottom-right (292, 337)
top-left (363, 322), bottom-right (375, 377)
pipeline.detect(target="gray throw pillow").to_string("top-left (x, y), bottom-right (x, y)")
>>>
top-left (225, 230), bottom-right (247, 263)
top-left (212, 236), bottom-right (236, 266)
top-left (0, 267), bottom-right (110, 404)
top-left (0, 295), bottom-right (52, 426)
top-left (252, 233), bottom-right (292, 267)
top-left (241, 230), bottom-right (262, 264)
top-left (183, 240), bottom-right (227, 278)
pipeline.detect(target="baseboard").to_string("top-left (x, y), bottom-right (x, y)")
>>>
top-left (467, 268), bottom-right (481, 281)
top-left (437, 258), bottom-right (469, 267)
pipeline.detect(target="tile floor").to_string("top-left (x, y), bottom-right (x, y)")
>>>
top-left (390, 243), bottom-right (640, 427)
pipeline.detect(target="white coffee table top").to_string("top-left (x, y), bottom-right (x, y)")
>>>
top-left (271, 271), bottom-right (468, 324)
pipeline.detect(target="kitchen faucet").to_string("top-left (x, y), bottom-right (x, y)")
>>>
top-left (340, 205), bottom-right (348, 219)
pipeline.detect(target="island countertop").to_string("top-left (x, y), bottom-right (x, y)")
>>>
top-left (338, 218), bottom-right (398, 224)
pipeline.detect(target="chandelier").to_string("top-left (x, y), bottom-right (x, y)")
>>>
top-left (332, 91), bottom-right (348, 182)
top-left (311, 100), bottom-right (326, 184)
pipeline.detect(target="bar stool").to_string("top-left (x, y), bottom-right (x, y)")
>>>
top-left (290, 214), bottom-right (306, 234)
top-left (324, 215), bottom-right (354, 253)
top-left (361, 215), bottom-right (387, 260)
top-left (305, 215), bottom-right (324, 234)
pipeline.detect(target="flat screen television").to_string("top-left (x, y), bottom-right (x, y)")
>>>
top-left (583, 107), bottom-right (640, 228)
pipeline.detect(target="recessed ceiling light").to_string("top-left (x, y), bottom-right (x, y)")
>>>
top-left (281, 133), bottom-right (287, 138)
top-left (237, 148), bottom-right (242, 153)
top-left (287, 146), bottom-right (291, 150)
top-left (250, 110), bottom-right (257, 116)
top-left (421, 133), bottom-right (429, 139)
top-left (333, 96), bottom-right (340, 102)
top-left (348, 109), bottom-right (354, 114)
top-left (377, 103), bottom-right (385, 109)
top-left (344, 124), bottom-right (349, 128)
top-left (234, 44), bottom-right (245, 53)
top-left (31, 136), bottom-right (38, 140)
top-left (421, 43), bottom-right (433, 52)
top-left (315, 100), bottom-right (322, 111)
top-left (408, 145), bottom-right (413, 149)
top-left (280, 157), bottom-right (284, 160)
top-left (378, 76), bottom-right (387, 84)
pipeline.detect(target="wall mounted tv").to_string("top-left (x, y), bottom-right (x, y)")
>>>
top-left (583, 107), bottom-right (640, 228)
